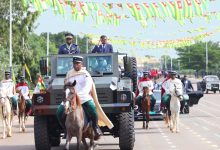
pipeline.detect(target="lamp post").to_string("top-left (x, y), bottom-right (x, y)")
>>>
top-left (178, 60), bottom-right (180, 73)
top-left (206, 41), bottom-right (208, 74)
top-left (46, 32), bottom-right (49, 76)
top-left (9, 0), bottom-right (12, 77)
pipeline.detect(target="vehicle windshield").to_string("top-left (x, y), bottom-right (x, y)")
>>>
top-left (205, 76), bottom-right (219, 81)
top-left (87, 56), bottom-right (113, 74)
top-left (56, 57), bottom-right (73, 75)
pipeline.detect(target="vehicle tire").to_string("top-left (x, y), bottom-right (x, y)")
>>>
top-left (123, 56), bottom-right (137, 93)
top-left (50, 137), bottom-right (61, 147)
top-left (206, 90), bottom-right (208, 94)
top-left (214, 90), bottom-right (216, 94)
top-left (119, 112), bottom-right (135, 150)
top-left (183, 105), bottom-right (189, 114)
top-left (34, 116), bottom-right (51, 150)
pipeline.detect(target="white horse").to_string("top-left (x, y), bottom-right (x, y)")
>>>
top-left (169, 84), bottom-right (183, 133)
top-left (0, 88), bottom-right (13, 138)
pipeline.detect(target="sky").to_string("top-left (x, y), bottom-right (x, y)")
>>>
top-left (34, 0), bottom-right (220, 58)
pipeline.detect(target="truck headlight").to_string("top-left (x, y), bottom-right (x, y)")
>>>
top-left (36, 96), bottom-right (44, 104)
top-left (120, 94), bottom-right (127, 102)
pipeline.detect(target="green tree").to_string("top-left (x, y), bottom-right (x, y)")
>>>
top-left (0, 0), bottom-right (39, 81)
top-left (175, 41), bottom-right (220, 73)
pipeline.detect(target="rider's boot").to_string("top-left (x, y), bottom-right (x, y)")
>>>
top-left (91, 118), bottom-right (102, 140)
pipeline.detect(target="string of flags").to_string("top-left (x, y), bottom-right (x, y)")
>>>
top-left (82, 26), bottom-right (220, 49)
top-left (21, 0), bottom-right (219, 27)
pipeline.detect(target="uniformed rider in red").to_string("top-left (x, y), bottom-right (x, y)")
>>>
top-left (136, 71), bottom-right (156, 112)
top-left (15, 76), bottom-right (32, 116)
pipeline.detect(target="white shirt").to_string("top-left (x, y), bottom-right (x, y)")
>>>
top-left (16, 86), bottom-right (30, 100)
top-left (162, 78), bottom-right (183, 95)
top-left (66, 72), bottom-right (93, 104)
top-left (0, 79), bottom-right (15, 98)
top-left (138, 80), bottom-right (154, 96)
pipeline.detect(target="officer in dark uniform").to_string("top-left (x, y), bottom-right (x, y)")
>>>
top-left (58, 33), bottom-right (80, 54)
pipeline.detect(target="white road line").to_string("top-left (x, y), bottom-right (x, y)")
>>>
top-left (202, 100), bottom-right (220, 107)
top-left (214, 133), bottom-right (220, 138)
top-left (197, 108), bottom-right (218, 118)
top-left (199, 103), bottom-right (220, 112)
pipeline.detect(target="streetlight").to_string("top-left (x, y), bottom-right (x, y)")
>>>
top-left (9, 0), bottom-right (12, 77)
top-left (206, 41), bottom-right (208, 74)
top-left (178, 60), bottom-right (180, 73)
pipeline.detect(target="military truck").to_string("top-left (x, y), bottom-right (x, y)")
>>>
top-left (32, 53), bottom-right (137, 150)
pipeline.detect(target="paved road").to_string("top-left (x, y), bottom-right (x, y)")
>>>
top-left (0, 82), bottom-right (220, 150)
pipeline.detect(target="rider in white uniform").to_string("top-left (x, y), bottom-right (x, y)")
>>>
top-left (0, 71), bottom-right (17, 114)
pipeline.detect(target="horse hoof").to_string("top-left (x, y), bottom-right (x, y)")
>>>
top-left (2, 136), bottom-right (6, 139)
top-left (7, 134), bottom-right (12, 137)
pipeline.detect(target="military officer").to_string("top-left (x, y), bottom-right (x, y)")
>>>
top-left (58, 33), bottom-right (80, 54)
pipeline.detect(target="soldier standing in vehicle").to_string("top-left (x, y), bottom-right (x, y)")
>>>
top-left (92, 35), bottom-right (113, 53)
top-left (58, 33), bottom-right (80, 54)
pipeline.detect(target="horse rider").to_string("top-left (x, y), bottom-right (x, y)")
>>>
top-left (162, 71), bottom-right (183, 114)
top-left (136, 71), bottom-right (156, 112)
top-left (91, 35), bottom-right (113, 53)
top-left (57, 56), bottom-right (113, 140)
top-left (15, 76), bottom-right (32, 116)
top-left (58, 33), bottom-right (80, 54)
top-left (0, 71), bottom-right (17, 114)
top-left (181, 75), bottom-right (194, 92)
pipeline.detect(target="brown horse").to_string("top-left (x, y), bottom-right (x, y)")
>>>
top-left (142, 87), bottom-right (151, 129)
top-left (64, 81), bottom-right (95, 150)
top-left (17, 90), bottom-right (26, 132)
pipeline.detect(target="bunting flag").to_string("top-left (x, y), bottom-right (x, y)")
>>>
top-left (192, 0), bottom-right (203, 16)
top-left (150, 2), bottom-right (160, 18)
top-left (21, 0), bottom-right (214, 27)
top-left (158, 2), bottom-right (170, 17)
top-left (141, 3), bottom-right (153, 19)
top-left (175, 0), bottom-right (183, 20)
top-left (184, 0), bottom-right (194, 18)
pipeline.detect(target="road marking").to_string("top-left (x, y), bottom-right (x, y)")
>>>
top-left (214, 133), bottom-right (220, 138)
top-left (202, 126), bottom-right (210, 131)
top-left (211, 145), bottom-right (218, 148)
top-left (205, 141), bottom-right (212, 144)
top-left (202, 100), bottom-right (220, 107)
top-left (199, 103), bottom-right (220, 113)
top-left (197, 108), bottom-right (218, 118)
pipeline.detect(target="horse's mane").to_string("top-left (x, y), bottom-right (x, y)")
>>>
top-left (70, 91), bottom-right (81, 109)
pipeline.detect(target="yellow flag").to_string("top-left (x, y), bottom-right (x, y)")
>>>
top-left (24, 64), bottom-right (32, 82)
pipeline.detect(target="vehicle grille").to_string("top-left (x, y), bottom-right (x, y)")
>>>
top-left (154, 103), bottom-right (160, 112)
top-left (212, 84), bottom-right (219, 88)
top-left (96, 88), bottom-right (113, 104)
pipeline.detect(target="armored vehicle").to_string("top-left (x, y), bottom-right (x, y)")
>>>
top-left (32, 53), bottom-right (137, 150)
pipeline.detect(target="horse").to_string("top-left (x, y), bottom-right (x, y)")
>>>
top-left (0, 88), bottom-right (13, 139)
top-left (169, 84), bottom-right (183, 133)
top-left (64, 81), bottom-right (95, 150)
top-left (17, 90), bottom-right (26, 132)
top-left (141, 87), bottom-right (151, 129)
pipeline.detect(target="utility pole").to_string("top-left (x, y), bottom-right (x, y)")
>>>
top-left (171, 57), bottom-right (173, 71)
top-left (206, 41), bottom-right (208, 74)
top-left (164, 56), bottom-right (167, 70)
top-left (9, 0), bottom-right (12, 78)
top-left (75, 35), bottom-right (78, 45)
top-left (47, 32), bottom-right (49, 76)
top-left (86, 38), bottom-right (89, 53)
top-left (178, 60), bottom-right (180, 73)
